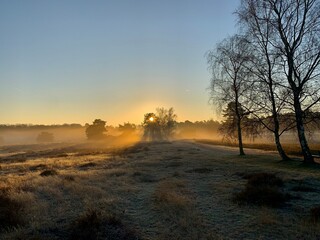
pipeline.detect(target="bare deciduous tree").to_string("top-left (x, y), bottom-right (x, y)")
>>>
top-left (238, 0), bottom-right (320, 163)
top-left (207, 35), bottom-right (253, 155)
top-left (237, 0), bottom-right (292, 161)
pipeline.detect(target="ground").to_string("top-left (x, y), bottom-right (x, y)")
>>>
top-left (0, 140), bottom-right (320, 239)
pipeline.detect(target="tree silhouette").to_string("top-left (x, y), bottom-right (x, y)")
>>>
top-left (156, 107), bottom-right (177, 139)
top-left (118, 122), bottom-right (137, 136)
top-left (85, 119), bottom-right (107, 140)
top-left (142, 108), bottom-right (177, 141)
top-left (237, 0), bottom-right (320, 163)
top-left (207, 35), bottom-right (253, 155)
top-left (142, 113), bottom-right (161, 141)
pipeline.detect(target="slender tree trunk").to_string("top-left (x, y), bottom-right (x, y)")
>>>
top-left (293, 94), bottom-right (314, 164)
top-left (270, 86), bottom-right (290, 161)
top-left (274, 132), bottom-right (290, 161)
top-left (237, 116), bottom-right (245, 155)
top-left (235, 98), bottom-right (245, 155)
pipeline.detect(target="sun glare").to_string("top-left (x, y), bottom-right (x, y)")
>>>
top-left (149, 117), bottom-right (154, 122)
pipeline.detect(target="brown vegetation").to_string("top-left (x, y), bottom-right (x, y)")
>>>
top-left (0, 191), bottom-right (26, 231)
top-left (0, 140), bottom-right (320, 239)
top-left (233, 173), bottom-right (289, 208)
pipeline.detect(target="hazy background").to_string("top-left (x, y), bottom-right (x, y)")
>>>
top-left (0, 0), bottom-right (239, 125)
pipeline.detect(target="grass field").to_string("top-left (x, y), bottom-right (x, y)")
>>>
top-left (0, 140), bottom-right (320, 239)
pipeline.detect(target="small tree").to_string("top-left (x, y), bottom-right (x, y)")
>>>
top-left (85, 119), bottom-right (107, 140)
top-left (36, 132), bottom-right (54, 143)
top-left (156, 107), bottom-right (177, 139)
top-left (142, 113), bottom-right (161, 141)
top-left (142, 108), bottom-right (177, 141)
top-left (207, 35), bottom-right (253, 155)
top-left (118, 122), bottom-right (137, 136)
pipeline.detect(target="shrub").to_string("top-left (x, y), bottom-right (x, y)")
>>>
top-left (69, 209), bottom-right (138, 240)
top-left (245, 172), bottom-right (283, 187)
top-left (234, 173), bottom-right (288, 208)
top-left (70, 210), bottom-right (101, 240)
top-left (0, 191), bottom-right (25, 230)
top-left (85, 119), bottom-right (107, 140)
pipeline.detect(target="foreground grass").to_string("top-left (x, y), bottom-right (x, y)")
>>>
top-left (0, 140), bottom-right (320, 239)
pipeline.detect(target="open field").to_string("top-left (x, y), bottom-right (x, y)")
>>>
top-left (0, 140), bottom-right (320, 239)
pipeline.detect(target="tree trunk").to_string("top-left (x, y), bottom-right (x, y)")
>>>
top-left (270, 87), bottom-right (290, 161)
top-left (274, 132), bottom-right (290, 161)
top-left (237, 116), bottom-right (245, 156)
top-left (293, 95), bottom-right (314, 164)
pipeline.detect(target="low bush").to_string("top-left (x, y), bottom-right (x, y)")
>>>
top-left (69, 209), bottom-right (139, 240)
top-left (70, 210), bottom-right (101, 240)
top-left (244, 172), bottom-right (283, 187)
top-left (234, 173), bottom-right (289, 208)
top-left (0, 191), bottom-right (25, 230)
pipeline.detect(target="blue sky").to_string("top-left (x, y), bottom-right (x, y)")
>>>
top-left (0, 0), bottom-right (239, 125)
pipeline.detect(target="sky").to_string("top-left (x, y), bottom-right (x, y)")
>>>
top-left (0, 0), bottom-right (239, 126)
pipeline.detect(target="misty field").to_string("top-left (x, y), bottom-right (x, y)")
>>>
top-left (0, 140), bottom-right (320, 239)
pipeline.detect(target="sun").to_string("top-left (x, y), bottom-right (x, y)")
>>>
top-left (149, 117), bottom-right (154, 122)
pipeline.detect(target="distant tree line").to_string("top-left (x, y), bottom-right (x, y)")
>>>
top-left (0, 124), bottom-right (82, 130)
top-left (207, 0), bottom-right (320, 164)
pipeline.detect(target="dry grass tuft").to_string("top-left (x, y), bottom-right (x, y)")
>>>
top-left (29, 164), bottom-right (47, 171)
top-left (79, 162), bottom-right (97, 169)
top-left (0, 191), bottom-right (26, 231)
top-left (69, 209), bottom-right (101, 240)
top-left (64, 175), bottom-right (75, 181)
top-left (153, 180), bottom-right (191, 212)
top-left (69, 209), bottom-right (139, 240)
top-left (39, 169), bottom-right (58, 177)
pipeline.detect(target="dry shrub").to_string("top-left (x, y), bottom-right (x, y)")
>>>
top-left (244, 173), bottom-right (283, 187)
top-left (153, 180), bottom-right (213, 239)
top-left (234, 173), bottom-right (289, 208)
top-left (70, 210), bottom-right (101, 240)
top-left (63, 175), bottom-right (75, 182)
top-left (0, 191), bottom-right (25, 231)
top-left (153, 180), bottom-right (191, 211)
top-left (70, 209), bottom-right (138, 240)
top-left (29, 164), bottom-right (47, 171)
top-left (310, 206), bottom-right (320, 223)
top-left (40, 169), bottom-right (58, 177)
top-left (79, 162), bottom-right (97, 169)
